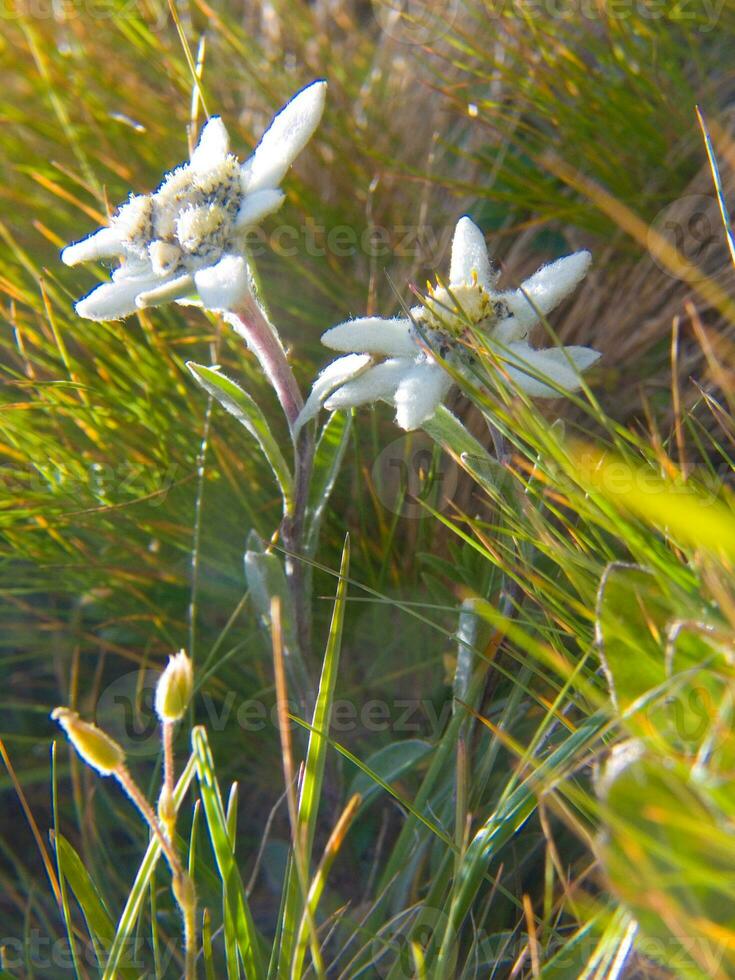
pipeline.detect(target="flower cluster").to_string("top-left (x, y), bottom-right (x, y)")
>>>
top-left (62, 84), bottom-right (600, 432)
top-left (62, 81), bottom-right (326, 319)
top-left (299, 217), bottom-right (599, 431)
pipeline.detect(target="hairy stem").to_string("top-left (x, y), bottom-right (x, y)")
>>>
top-left (163, 721), bottom-right (175, 798)
top-left (116, 765), bottom-right (197, 978)
top-left (184, 904), bottom-right (197, 980)
top-left (225, 300), bottom-right (315, 686)
top-left (115, 765), bottom-right (183, 877)
top-left (225, 299), bottom-right (304, 432)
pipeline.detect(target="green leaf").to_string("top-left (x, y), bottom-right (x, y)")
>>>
top-left (599, 745), bottom-right (735, 978)
top-left (348, 739), bottom-right (433, 805)
top-left (244, 531), bottom-right (312, 712)
top-left (282, 535), bottom-right (350, 979)
top-left (51, 743), bottom-right (85, 980)
top-left (454, 598), bottom-right (491, 712)
top-left (305, 411), bottom-right (351, 556)
top-left (187, 362), bottom-right (293, 512)
top-left (596, 563), bottom-right (671, 712)
top-left (56, 834), bottom-right (116, 964)
top-left (292, 716), bottom-right (454, 850)
top-left (422, 405), bottom-right (493, 464)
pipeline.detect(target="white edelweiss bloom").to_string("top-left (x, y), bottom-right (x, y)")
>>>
top-left (298, 215), bottom-right (600, 431)
top-left (62, 81), bottom-right (327, 320)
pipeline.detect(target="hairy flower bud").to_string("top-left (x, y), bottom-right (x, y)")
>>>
top-left (172, 870), bottom-right (197, 913)
top-left (51, 708), bottom-right (125, 776)
top-left (155, 650), bottom-right (193, 723)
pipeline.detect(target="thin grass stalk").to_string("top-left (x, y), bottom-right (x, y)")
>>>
top-left (271, 595), bottom-right (325, 977)
top-left (291, 794), bottom-right (361, 979)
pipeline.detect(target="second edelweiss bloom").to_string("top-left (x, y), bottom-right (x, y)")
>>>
top-left (62, 81), bottom-right (326, 320)
top-left (301, 217), bottom-right (600, 431)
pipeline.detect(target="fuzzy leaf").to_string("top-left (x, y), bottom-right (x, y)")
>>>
top-left (187, 362), bottom-right (293, 511)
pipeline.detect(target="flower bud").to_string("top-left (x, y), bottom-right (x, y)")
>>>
top-left (172, 871), bottom-right (197, 913)
top-left (155, 650), bottom-right (193, 723)
top-left (51, 707), bottom-right (125, 776)
top-left (158, 785), bottom-right (176, 827)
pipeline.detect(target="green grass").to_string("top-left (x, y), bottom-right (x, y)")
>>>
top-left (1, 0), bottom-right (735, 976)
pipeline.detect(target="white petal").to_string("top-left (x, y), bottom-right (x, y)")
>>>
top-left (324, 358), bottom-right (411, 410)
top-left (394, 361), bottom-right (453, 430)
top-left (75, 276), bottom-right (159, 320)
top-left (295, 354), bottom-right (372, 434)
top-left (193, 254), bottom-right (251, 311)
top-left (136, 274), bottom-right (195, 309)
top-left (499, 342), bottom-right (600, 397)
top-left (449, 216), bottom-right (496, 289)
top-left (62, 226), bottom-right (126, 266)
top-left (322, 317), bottom-right (416, 357)
top-left (555, 345), bottom-right (601, 373)
top-left (234, 188), bottom-right (285, 230)
top-left (497, 251), bottom-right (591, 335)
top-left (245, 80), bottom-right (327, 193)
top-left (189, 116), bottom-right (230, 173)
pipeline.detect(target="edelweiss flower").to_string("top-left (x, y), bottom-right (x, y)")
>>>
top-left (301, 216), bottom-right (600, 431)
top-left (62, 81), bottom-right (326, 320)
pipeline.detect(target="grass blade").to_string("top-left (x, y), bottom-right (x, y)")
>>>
top-left (192, 725), bottom-right (264, 979)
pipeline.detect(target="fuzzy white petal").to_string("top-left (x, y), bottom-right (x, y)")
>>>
top-left (112, 257), bottom-right (153, 281)
top-left (324, 358), bottom-right (411, 410)
top-left (189, 116), bottom-right (230, 173)
top-left (449, 216), bottom-right (495, 289)
top-left (394, 361), bottom-right (453, 430)
top-left (497, 250), bottom-right (591, 335)
top-left (554, 345), bottom-right (601, 373)
top-left (322, 317), bottom-right (416, 357)
top-left (234, 188), bottom-right (286, 230)
top-left (245, 80), bottom-right (327, 193)
top-left (136, 274), bottom-right (195, 309)
top-left (193, 254), bottom-right (251, 311)
top-left (295, 354), bottom-right (372, 434)
top-left (62, 227), bottom-right (127, 266)
top-left (499, 342), bottom-right (599, 396)
top-left (75, 276), bottom-right (160, 320)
